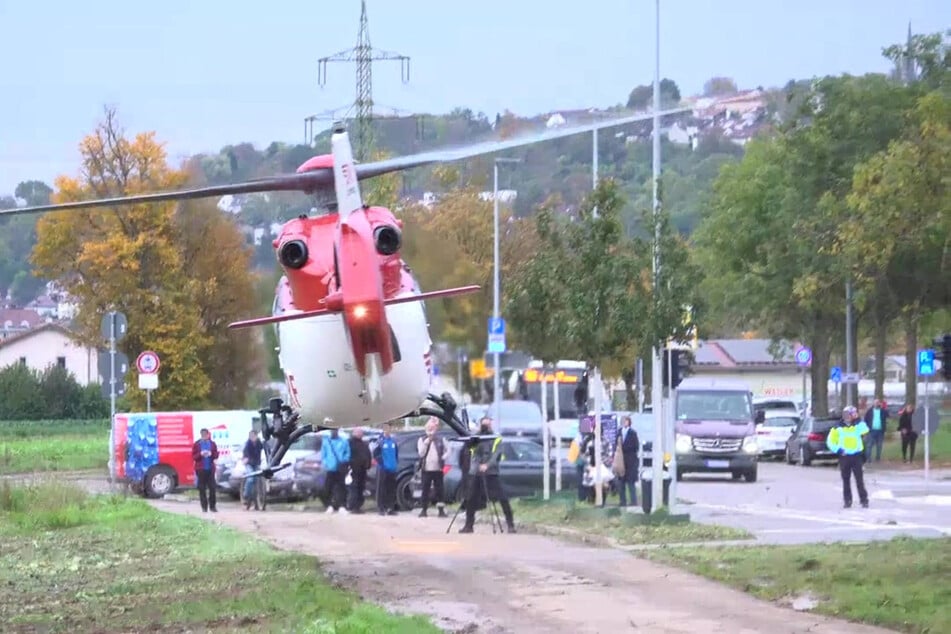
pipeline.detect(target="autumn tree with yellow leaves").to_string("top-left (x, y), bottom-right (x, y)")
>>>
top-left (31, 107), bottom-right (263, 411)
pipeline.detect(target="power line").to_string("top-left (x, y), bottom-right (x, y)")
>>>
top-left (316, 0), bottom-right (410, 161)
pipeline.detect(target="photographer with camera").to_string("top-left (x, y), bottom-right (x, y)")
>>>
top-left (459, 416), bottom-right (516, 534)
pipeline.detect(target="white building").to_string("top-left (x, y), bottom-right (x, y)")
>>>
top-left (0, 323), bottom-right (100, 385)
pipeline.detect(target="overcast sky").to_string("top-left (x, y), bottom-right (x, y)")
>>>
top-left (1, 0), bottom-right (948, 194)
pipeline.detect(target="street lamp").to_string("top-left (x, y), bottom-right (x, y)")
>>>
top-left (492, 157), bottom-right (521, 430)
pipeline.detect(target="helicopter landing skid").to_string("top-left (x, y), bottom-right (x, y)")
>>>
top-left (405, 392), bottom-right (471, 437)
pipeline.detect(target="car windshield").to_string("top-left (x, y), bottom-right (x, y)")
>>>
top-left (676, 390), bottom-right (752, 421)
top-left (755, 400), bottom-right (797, 411)
top-left (765, 416), bottom-right (799, 427)
top-left (482, 401), bottom-right (543, 427)
top-left (291, 434), bottom-right (321, 452)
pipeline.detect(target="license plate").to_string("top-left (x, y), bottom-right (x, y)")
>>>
top-left (705, 460), bottom-right (730, 469)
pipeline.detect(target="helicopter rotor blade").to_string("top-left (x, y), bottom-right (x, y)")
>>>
top-left (1, 106), bottom-right (691, 218)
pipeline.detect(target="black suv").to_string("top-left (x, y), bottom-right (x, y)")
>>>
top-left (366, 428), bottom-right (458, 511)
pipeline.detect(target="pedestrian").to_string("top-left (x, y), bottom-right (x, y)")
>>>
top-left (826, 406), bottom-right (870, 509)
top-left (459, 417), bottom-right (516, 534)
top-left (567, 432), bottom-right (587, 502)
top-left (191, 428), bottom-right (219, 513)
top-left (346, 427), bottom-right (371, 513)
top-left (897, 403), bottom-right (918, 463)
top-left (863, 399), bottom-right (889, 462)
top-left (241, 429), bottom-right (264, 510)
top-left (321, 424), bottom-right (351, 514)
top-left (616, 416), bottom-right (639, 507)
top-left (373, 422), bottom-right (399, 515)
top-left (417, 417), bottom-right (450, 518)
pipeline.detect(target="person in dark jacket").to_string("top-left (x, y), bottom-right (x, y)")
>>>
top-left (373, 422), bottom-right (399, 515)
top-left (191, 428), bottom-right (219, 513)
top-left (460, 417), bottom-right (515, 534)
top-left (616, 416), bottom-right (640, 507)
top-left (897, 403), bottom-right (918, 463)
top-left (242, 429), bottom-right (265, 510)
top-left (347, 427), bottom-right (372, 512)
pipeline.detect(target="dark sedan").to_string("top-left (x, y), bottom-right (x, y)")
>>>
top-left (436, 437), bottom-right (580, 503)
top-left (366, 428), bottom-right (458, 511)
top-left (785, 416), bottom-right (841, 466)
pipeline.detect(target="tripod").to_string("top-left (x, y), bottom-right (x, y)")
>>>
top-left (446, 474), bottom-right (504, 534)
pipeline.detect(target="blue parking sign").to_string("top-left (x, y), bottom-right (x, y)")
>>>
top-left (830, 366), bottom-right (842, 383)
top-left (918, 349), bottom-right (935, 376)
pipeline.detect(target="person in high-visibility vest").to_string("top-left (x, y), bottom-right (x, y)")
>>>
top-left (459, 417), bottom-right (516, 533)
top-left (826, 406), bottom-right (870, 508)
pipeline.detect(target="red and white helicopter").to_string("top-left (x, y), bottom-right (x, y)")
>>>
top-left (5, 108), bottom-right (685, 466)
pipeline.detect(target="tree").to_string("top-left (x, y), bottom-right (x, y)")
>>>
top-left (31, 107), bottom-right (216, 410)
top-left (14, 180), bottom-right (52, 207)
top-left (695, 73), bottom-right (919, 415)
top-left (883, 29), bottom-right (950, 89)
top-left (844, 91), bottom-right (951, 404)
top-left (626, 79), bottom-right (681, 110)
top-left (703, 77), bottom-right (738, 97)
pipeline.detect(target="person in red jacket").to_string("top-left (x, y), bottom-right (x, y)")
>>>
top-left (192, 428), bottom-right (219, 512)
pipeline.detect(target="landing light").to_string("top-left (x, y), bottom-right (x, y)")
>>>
top-left (352, 305), bottom-right (368, 319)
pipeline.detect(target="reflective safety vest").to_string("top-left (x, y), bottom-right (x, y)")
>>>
top-left (470, 437), bottom-right (505, 461)
top-left (827, 421), bottom-right (869, 455)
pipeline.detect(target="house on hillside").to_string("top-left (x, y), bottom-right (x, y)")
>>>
top-left (0, 308), bottom-right (46, 341)
top-left (691, 338), bottom-right (808, 399)
top-left (0, 323), bottom-right (100, 386)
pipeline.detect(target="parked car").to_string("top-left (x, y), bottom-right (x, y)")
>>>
top-left (217, 431), bottom-right (322, 502)
top-left (785, 416), bottom-right (841, 466)
top-left (436, 436), bottom-right (580, 503)
top-left (472, 400), bottom-right (545, 443)
top-left (756, 410), bottom-right (802, 459)
top-left (753, 397), bottom-right (799, 416)
top-left (366, 427), bottom-right (458, 510)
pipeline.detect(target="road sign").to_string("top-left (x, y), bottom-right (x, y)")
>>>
top-left (100, 311), bottom-right (127, 343)
top-left (795, 346), bottom-right (812, 366)
top-left (136, 351), bottom-right (161, 374)
top-left (488, 334), bottom-right (506, 354)
top-left (98, 351), bottom-right (129, 380)
top-left (842, 372), bottom-right (861, 384)
top-left (139, 373), bottom-right (159, 390)
top-left (918, 349), bottom-right (936, 376)
top-left (830, 366), bottom-right (842, 383)
top-left (101, 378), bottom-right (126, 399)
top-left (488, 317), bottom-right (505, 335)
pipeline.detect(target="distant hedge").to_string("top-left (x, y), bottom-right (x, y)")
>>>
top-left (0, 419), bottom-right (109, 438)
top-left (0, 364), bottom-right (110, 420)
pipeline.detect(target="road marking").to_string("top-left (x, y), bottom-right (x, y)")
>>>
top-left (690, 502), bottom-right (951, 535)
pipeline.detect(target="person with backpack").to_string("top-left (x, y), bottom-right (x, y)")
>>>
top-left (320, 425), bottom-right (351, 514)
top-left (416, 417), bottom-right (450, 518)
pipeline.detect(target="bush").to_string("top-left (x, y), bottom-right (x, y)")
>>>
top-left (0, 362), bottom-right (109, 420)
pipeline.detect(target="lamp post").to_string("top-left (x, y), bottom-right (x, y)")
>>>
top-left (492, 157), bottom-right (521, 429)
top-left (650, 0), bottom-right (665, 513)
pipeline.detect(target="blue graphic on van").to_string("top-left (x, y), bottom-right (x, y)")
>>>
top-left (125, 414), bottom-right (159, 482)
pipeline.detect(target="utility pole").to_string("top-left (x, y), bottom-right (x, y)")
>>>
top-left (650, 0), bottom-right (665, 513)
top-left (845, 279), bottom-right (854, 407)
top-left (317, 0), bottom-right (410, 161)
top-left (491, 157), bottom-right (520, 429)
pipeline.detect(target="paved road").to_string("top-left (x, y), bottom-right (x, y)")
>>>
top-left (676, 460), bottom-right (951, 544)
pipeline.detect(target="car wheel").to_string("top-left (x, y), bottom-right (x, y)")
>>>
top-left (396, 474), bottom-right (416, 511)
top-left (800, 446), bottom-right (812, 466)
top-left (786, 447), bottom-right (795, 464)
top-left (675, 469), bottom-right (684, 482)
top-left (144, 465), bottom-right (176, 499)
top-left (744, 467), bottom-right (757, 483)
top-left (731, 471), bottom-right (742, 481)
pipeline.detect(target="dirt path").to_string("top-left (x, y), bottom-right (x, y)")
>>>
top-left (149, 498), bottom-right (896, 634)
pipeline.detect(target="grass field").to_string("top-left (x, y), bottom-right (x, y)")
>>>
top-left (0, 420), bottom-right (109, 474)
top-left (881, 416), bottom-right (951, 466)
top-left (642, 536), bottom-right (950, 634)
top-left (510, 494), bottom-right (752, 545)
top-left (0, 480), bottom-right (439, 634)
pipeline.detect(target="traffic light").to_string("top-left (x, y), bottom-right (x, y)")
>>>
top-left (935, 334), bottom-right (951, 380)
top-left (662, 348), bottom-right (692, 389)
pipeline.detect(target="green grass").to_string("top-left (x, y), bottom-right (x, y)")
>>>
top-left (642, 537), bottom-right (950, 634)
top-left (0, 480), bottom-right (440, 634)
top-left (881, 415), bottom-right (951, 466)
top-left (510, 493), bottom-right (752, 545)
top-left (0, 419), bottom-right (109, 474)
